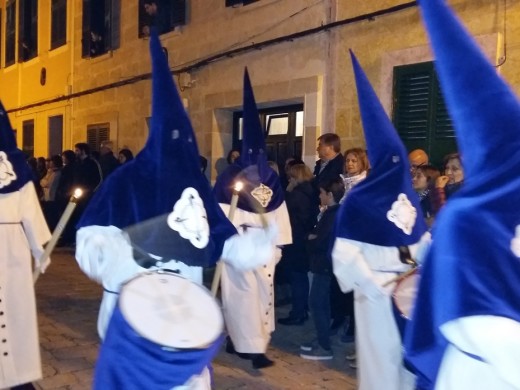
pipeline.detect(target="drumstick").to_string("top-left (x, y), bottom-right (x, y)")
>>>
top-left (382, 267), bottom-right (417, 288)
top-left (210, 181), bottom-right (243, 297)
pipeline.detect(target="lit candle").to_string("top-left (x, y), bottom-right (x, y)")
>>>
top-left (228, 181), bottom-right (243, 221)
top-left (211, 181), bottom-right (243, 297)
top-left (33, 188), bottom-right (83, 283)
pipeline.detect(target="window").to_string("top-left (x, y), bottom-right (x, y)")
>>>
top-left (0, 10), bottom-right (2, 67)
top-left (233, 104), bottom-right (304, 171)
top-left (5, 0), bottom-right (16, 66)
top-left (19, 0), bottom-right (38, 62)
top-left (393, 61), bottom-right (457, 168)
top-left (51, 0), bottom-right (67, 49)
top-left (87, 123), bottom-right (110, 152)
top-left (226, 0), bottom-right (259, 7)
top-left (138, 0), bottom-right (187, 38)
top-left (82, 0), bottom-right (120, 58)
top-left (22, 120), bottom-right (35, 158)
top-left (48, 115), bottom-right (63, 156)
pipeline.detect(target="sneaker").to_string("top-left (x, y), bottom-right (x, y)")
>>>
top-left (300, 345), bottom-right (333, 360)
top-left (300, 339), bottom-right (318, 351)
top-left (345, 352), bottom-right (356, 361)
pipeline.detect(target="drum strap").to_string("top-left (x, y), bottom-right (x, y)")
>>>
top-left (397, 246), bottom-right (417, 268)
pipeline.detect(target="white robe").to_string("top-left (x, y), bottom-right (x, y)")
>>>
top-left (0, 182), bottom-right (51, 389)
top-left (219, 203), bottom-right (292, 353)
top-left (332, 233), bottom-right (430, 390)
top-left (436, 316), bottom-right (520, 390)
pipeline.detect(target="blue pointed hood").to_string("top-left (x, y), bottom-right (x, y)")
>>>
top-left (0, 101), bottom-right (33, 194)
top-left (78, 29), bottom-right (236, 267)
top-left (405, 0), bottom-right (520, 387)
top-left (213, 68), bottom-right (284, 213)
top-left (335, 51), bottom-right (427, 247)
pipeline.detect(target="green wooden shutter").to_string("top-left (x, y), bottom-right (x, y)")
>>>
top-left (393, 61), bottom-right (457, 168)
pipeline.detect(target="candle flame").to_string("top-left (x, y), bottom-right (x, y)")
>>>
top-left (234, 181), bottom-right (244, 192)
top-left (73, 188), bottom-right (83, 199)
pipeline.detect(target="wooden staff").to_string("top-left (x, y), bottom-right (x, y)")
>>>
top-left (33, 188), bottom-right (83, 284)
top-left (382, 266), bottom-right (417, 288)
top-left (211, 181), bottom-right (243, 297)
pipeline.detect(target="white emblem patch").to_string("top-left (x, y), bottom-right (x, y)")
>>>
top-left (251, 183), bottom-right (273, 208)
top-left (511, 225), bottom-right (520, 258)
top-left (167, 187), bottom-right (209, 249)
top-left (386, 193), bottom-right (417, 235)
top-left (0, 151), bottom-right (17, 189)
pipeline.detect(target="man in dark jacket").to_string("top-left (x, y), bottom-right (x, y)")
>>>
top-left (313, 133), bottom-right (347, 332)
top-left (313, 133), bottom-right (344, 187)
top-left (99, 140), bottom-right (120, 180)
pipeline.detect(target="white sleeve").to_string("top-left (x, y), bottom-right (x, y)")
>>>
top-left (75, 225), bottom-right (136, 285)
top-left (441, 316), bottom-right (520, 388)
top-left (221, 223), bottom-right (278, 271)
top-left (20, 182), bottom-right (52, 269)
top-left (411, 231), bottom-right (432, 265)
top-left (332, 238), bottom-right (386, 301)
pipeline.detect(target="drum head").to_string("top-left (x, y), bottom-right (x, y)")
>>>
top-left (119, 271), bottom-right (223, 349)
top-left (392, 271), bottom-right (420, 320)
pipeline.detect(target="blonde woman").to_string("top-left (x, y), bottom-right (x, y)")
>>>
top-left (340, 147), bottom-right (369, 203)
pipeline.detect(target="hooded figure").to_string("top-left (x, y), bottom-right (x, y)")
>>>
top-left (405, 1), bottom-right (520, 389)
top-left (331, 52), bottom-right (430, 390)
top-left (75, 30), bottom-right (278, 389)
top-left (213, 69), bottom-right (292, 369)
top-left (0, 102), bottom-right (51, 389)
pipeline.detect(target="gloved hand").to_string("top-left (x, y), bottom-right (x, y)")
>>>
top-left (76, 226), bottom-right (133, 283)
top-left (221, 222), bottom-right (278, 271)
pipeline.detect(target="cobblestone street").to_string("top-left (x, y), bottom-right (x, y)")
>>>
top-left (33, 248), bottom-right (357, 389)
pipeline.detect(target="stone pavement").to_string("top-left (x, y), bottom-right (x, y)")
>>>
top-left (33, 248), bottom-right (357, 389)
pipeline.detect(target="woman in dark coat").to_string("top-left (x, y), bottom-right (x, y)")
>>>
top-left (278, 163), bottom-right (319, 325)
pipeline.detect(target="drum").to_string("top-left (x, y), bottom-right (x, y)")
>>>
top-left (119, 269), bottom-right (223, 348)
top-left (392, 269), bottom-right (420, 338)
top-left (94, 270), bottom-right (224, 389)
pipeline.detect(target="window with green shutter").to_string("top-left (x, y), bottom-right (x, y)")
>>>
top-left (87, 123), bottom-right (110, 153)
top-left (393, 61), bottom-right (457, 169)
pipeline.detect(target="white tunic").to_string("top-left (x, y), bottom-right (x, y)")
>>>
top-left (435, 316), bottom-right (520, 390)
top-left (0, 182), bottom-right (51, 389)
top-left (332, 234), bottom-right (430, 390)
top-left (219, 203), bottom-right (292, 353)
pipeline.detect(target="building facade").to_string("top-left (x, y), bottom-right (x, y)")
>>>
top-left (0, 0), bottom-right (518, 178)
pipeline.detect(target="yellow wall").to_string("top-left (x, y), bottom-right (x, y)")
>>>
top-left (0, 0), bottom-right (73, 157)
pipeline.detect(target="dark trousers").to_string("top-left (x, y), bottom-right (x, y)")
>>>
top-left (289, 270), bottom-right (309, 318)
top-left (309, 273), bottom-right (332, 350)
top-left (330, 277), bottom-right (349, 321)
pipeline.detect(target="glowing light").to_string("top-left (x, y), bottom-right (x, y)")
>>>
top-left (234, 181), bottom-right (244, 192)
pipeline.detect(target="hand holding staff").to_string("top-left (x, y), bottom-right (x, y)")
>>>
top-left (211, 181), bottom-right (243, 297)
top-left (33, 188), bottom-right (83, 284)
